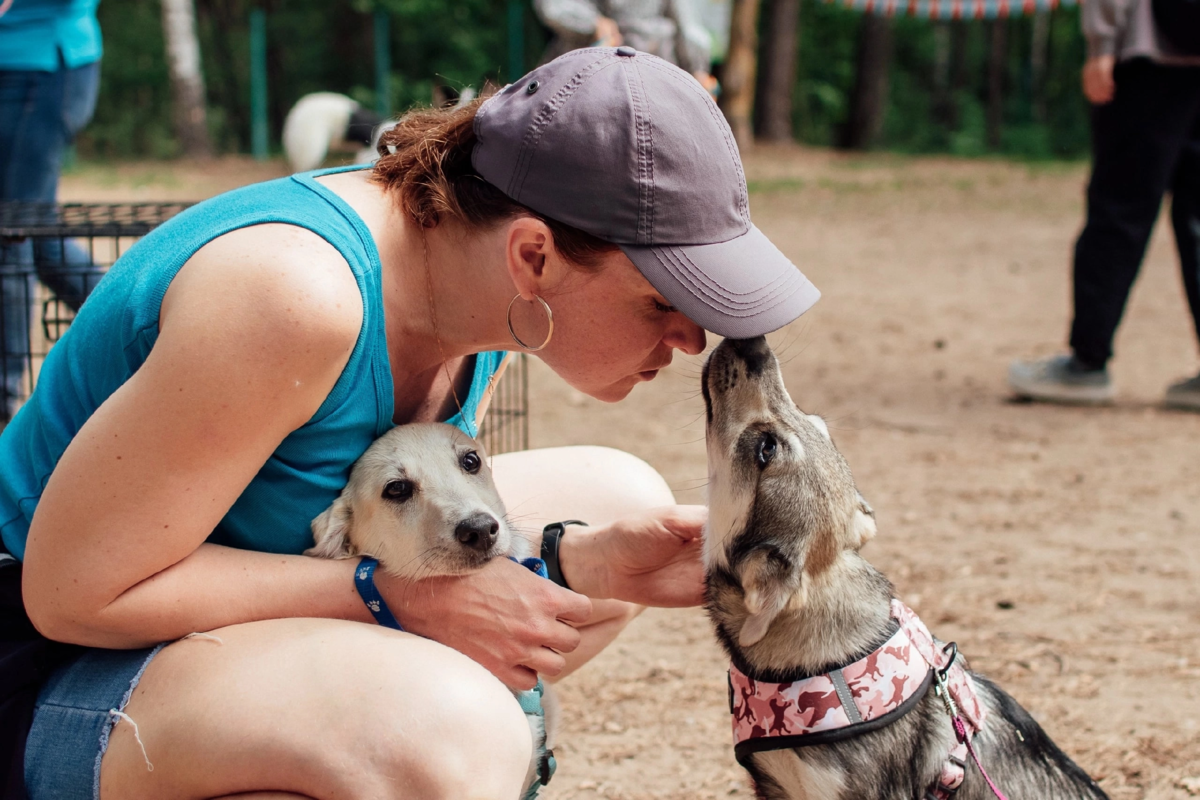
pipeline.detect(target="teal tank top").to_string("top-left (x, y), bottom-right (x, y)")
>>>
top-left (0, 166), bottom-right (505, 560)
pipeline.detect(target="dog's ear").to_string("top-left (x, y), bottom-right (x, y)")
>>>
top-left (306, 496), bottom-right (356, 559)
top-left (847, 493), bottom-right (877, 549)
top-left (807, 414), bottom-right (831, 440)
top-left (738, 548), bottom-right (802, 647)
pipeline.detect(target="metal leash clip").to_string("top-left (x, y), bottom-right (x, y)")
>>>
top-left (933, 642), bottom-right (960, 720)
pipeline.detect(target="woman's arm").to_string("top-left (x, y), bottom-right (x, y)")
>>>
top-left (22, 225), bottom-right (368, 647)
top-left (22, 224), bottom-right (593, 688)
top-left (558, 505), bottom-right (707, 607)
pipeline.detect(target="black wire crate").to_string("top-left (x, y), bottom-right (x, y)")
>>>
top-left (0, 201), bottom-right (529, 454)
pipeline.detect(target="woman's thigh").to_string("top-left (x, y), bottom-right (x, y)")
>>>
top-left (97, 618), bottom-right (531, 800)
top-left (490, 446), bottom-right (675, 532)
top-left (490, 446), bottom-right (677, 676)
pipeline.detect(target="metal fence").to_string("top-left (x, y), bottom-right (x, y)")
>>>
top-left (0, 201), bottom-right (528, 453)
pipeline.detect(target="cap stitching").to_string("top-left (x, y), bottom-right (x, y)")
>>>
top-left (509, 56), bottom-right (620, 200)
top-left (652, 248), bottom-right (812, 318)
top-left (627, 59), bottom-right (655, 246)
top-left (656, 245), bottom-right (796, 308)
top-left (639, 59), bottom-right (751, 226)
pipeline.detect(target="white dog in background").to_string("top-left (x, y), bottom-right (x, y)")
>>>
top-left (282, 92), bottom-right (385, 173)
top-left (282, 87), bottom-right (476, 173)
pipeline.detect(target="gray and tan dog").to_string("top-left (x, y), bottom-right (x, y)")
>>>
top-left (701, 336), bottom-right (1108, 800)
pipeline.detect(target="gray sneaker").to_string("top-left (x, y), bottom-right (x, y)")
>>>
top-left (1008, 354), bottom-right (1114, 405)
top-left (1164, 373), bottom-right (1200, 411)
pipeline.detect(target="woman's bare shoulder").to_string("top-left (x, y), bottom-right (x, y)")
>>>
top-left (162, 223), bottom-right (365, 351)
top-left (156, 223), bottom-right (368, 426)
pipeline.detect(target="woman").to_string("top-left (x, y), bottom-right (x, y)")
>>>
top-left (0, 48), bottom-right (819, 799)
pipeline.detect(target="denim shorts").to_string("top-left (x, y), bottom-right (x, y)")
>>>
top-left (24, 643), bottom-right (164, 800)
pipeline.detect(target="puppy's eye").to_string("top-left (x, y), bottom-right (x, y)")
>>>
top-left (382, 479), bottom-right (414, 502)
top-left (755, 433), bottom-right (777, 469)
top-left (460, 450), bottom-right (481, 474)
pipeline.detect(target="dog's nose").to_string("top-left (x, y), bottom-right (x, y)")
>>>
top-left (726, 336), bottom-right (771, 375)
top-left (455, 514), bottom-right (499, 553)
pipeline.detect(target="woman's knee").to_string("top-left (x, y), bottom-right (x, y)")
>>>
top-left (492, 445), bottom-right (676, 527)
top-left (570, 446), bottom-right (675, 510)
top-left (101, 620), bottom-right (532, 800)
top-left (285, 630), bottom-right (533, 800)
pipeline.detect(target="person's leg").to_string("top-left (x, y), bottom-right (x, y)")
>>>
top-left (490, 446), bottom-right (678, 678)
top-left (0, 65), bottom-right (72, 421)
top-left (0, 67), bottom-right (57, 422)
top-left (1172, 125), bottom-right (1200, 351)
top-left (0, 252), bottom-right (35, 422)
top-left (1069, 59), bottom-right (1200, 368)
top-left (32, 60), bottom-right (102, 311)
top-left (1165, 113), bottom-right (1200, 409)
top-left (94, 618), bottom-right (531, 800)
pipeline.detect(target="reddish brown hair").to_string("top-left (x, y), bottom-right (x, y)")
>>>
top-left (371, 98), bottom-right (619, 269)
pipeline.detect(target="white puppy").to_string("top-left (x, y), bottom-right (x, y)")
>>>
top-left (306, 422), bottom-right (556, 796)
top-left (306, 422), bottom-right (531, 576)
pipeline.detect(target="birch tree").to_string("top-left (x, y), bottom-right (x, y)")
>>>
top-left (162, 0), bottom-right (212, 157)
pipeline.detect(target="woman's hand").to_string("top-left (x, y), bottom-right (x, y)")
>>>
top-left (1082, 55), bottom-right (1115, 105)
top-left (377, 558), bottom-right (592, 691)
top-left (559, 505), bottom-right (707, 608)
top-left (594, 15), bottom-right (622, 47)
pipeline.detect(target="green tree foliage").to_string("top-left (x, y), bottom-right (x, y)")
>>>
top-left (82, 0), bottom-right (546, 158)
top-left (81, 0), bottom-right (1088, 159)
top-left (792, 2), bottom-right (1090, 157)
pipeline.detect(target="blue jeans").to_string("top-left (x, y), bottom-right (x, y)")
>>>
top-left (0, 59), bottom-right (101, 420)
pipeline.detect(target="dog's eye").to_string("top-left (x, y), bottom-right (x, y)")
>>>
top-left (382, 479), bottom-right (414, 502)
top-left (460, 450), bottom-right (481, 474)
top-left (756, 433), bottom-right (777, 469)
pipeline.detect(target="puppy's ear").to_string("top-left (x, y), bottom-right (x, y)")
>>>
top-left (306, 496), bottom-right (356, 559)
top-left (738, 548), bottom-right (802, 647)
top-left (847, 493), bottom-right (877, 549)
top-left (807, 414), bottom-right (831, 440)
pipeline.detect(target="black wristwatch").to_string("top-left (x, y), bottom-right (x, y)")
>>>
top-left (540, 520), bottom-right (588, 590)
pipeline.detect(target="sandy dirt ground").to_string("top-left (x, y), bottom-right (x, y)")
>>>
top-left (61, 149), bottom-right (1200, 799)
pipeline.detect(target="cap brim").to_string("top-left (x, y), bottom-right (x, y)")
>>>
top-left (621, 225), bottom-right (821, 338)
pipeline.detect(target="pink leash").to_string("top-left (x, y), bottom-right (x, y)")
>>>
top-left (933, 645), bottom-right (1009, 800)
top-left (953, 715), bottom-right (1010, 800)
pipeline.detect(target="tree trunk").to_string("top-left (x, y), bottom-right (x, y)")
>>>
top-left (719, 0), bottom-right (763, 150)
top-left (840, 12), bottom-right (894, 151)
top-left (754, 0), bottom-right (800, 142)
top-left (931, 21), bottom-right (953, 129)
top-left (1030, 10), bottom-right (1049, 123)
top-left (162, 0), bottom-right (211, 158)
top-left (948, 17), bottom-right (969, 130)
top-left (986, 17), bottom-right (1007, 150)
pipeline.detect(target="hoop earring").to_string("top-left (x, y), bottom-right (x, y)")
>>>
top-left (507, 294), bottom-right (554, 351)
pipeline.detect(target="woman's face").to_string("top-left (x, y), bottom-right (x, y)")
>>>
top-left (522, 249), bottom-right (708, 402)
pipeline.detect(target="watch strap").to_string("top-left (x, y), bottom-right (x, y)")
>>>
top-left (540, 520), bottom-right (588, 590)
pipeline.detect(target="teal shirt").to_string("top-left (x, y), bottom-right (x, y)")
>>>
top-left (0, 0), bottom-right (102, 71)
top-left (0, 167), bottom-right (506, 560)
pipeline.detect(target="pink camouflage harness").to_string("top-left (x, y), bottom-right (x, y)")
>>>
top-left (729, 600), bottom-right (1008, 800)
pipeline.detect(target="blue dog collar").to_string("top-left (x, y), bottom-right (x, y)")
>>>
top-left (355, 555), bottom-right (550, 632)
top-left (355, 558), bottom-right (404, 630)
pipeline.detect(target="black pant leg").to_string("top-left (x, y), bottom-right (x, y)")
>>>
top-left (1069, 60), bottom-right (1200, 368)
top-left (1171, 126), bottom-right (1200, 351)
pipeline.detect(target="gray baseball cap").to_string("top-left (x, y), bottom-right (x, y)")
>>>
top-left (472, 46), bottom-right (820, 338)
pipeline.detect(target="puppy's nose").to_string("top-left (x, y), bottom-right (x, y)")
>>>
top-left (727, 336), bottom-right (771, 374)
top-left (455, 513), bottom-right (499, 553)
